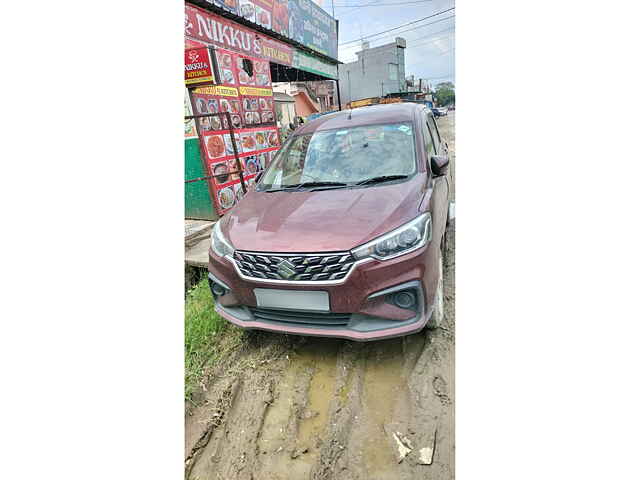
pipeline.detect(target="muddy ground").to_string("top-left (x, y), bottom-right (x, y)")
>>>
top-left (186, 114), bottom-right (455, 480)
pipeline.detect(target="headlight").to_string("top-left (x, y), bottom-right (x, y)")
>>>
top-left (351, 213), bottom-right (431, 261)
top-left (211, 221), bottom-right (234, 257)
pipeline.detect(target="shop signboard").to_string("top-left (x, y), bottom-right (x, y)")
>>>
top-left (287, 0), bottom-right (338, 59)
top-left (348, 97), bottom-right (378, 109)
top-left (186, 4), bottom-right (293, 66)
top-left (292, 49), bottom-right (338, 79)
top-left (189, 1), bottom-right (339, 62)
top-left (185, 47), bottom-right (215, 86)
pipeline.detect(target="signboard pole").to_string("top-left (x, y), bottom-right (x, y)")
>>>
top-left (335, 70), bottom-right (342, 111)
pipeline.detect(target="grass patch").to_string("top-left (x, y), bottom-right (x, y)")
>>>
top-left (184, 276), bottom-right (230, 400)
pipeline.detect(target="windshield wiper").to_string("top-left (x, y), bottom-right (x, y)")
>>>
top-left (267, 181), bottom-right (350, 192)
top-left (353, 175), bottom-right (409, 186)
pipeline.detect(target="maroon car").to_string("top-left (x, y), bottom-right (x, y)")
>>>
top-left (208, 103), bottom-right (451, 341)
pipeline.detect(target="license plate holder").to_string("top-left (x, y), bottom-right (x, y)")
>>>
top-left (253, 288), bottom-right (330, 312)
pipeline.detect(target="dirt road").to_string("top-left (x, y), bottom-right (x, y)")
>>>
top-left (186, 114), bottom-right (455, 480)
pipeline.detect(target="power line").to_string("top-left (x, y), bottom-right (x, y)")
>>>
top-left (342, 16), bottom-right (455, 48)
top-left (339, 6), bottom-right (455, 45)
top-left (333, 0), bottom-right (433, 8)
top-left (338, 23), bottom-right (454, 62)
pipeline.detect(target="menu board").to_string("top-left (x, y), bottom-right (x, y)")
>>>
top-left (191, 49), bottom-right (281, 215)
top-left (188, 2), bottom-right (338, 62)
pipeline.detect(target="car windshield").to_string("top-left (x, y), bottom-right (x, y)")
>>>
top-left (257, 122), bottom-right (416, 190)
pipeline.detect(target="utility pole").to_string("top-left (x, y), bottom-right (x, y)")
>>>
top-left (381, 81), bottom-right (384, 97)
top-left (335, 66), bottom-right (342, 110)
top-left (347, 70), bottom-right (351, 104)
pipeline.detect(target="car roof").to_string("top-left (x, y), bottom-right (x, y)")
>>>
top-left (293, 103), bottom-right (425, 136)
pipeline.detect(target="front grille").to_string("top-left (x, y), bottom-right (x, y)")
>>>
top-left (249, 307), bottom-right (351, 327)
top-left (233, 251), bottom-right (355, 282)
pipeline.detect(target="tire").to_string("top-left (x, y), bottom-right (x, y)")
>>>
top-left (426, 250), bottom-right (444, 330)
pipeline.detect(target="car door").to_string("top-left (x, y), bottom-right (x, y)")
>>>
top-left (423, 109), bottom-right (450, 247)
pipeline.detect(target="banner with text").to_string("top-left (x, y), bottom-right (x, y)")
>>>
top-left (190, 1), bottom-right (338, 62)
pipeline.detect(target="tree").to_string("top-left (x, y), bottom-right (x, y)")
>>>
top-left (434, 82), bottom-right (455, 106)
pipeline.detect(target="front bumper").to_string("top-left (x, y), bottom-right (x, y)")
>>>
top-left (208, 246), bottom-right (432, 342)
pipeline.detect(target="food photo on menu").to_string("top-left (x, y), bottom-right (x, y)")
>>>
top-left (238, 0), bottom-right (255, 23)
top-left (195, 97), bottom-right (208, 114)
top-left (255, 5), bottom-right (271, 29)
top-left (260, 112), bottom-right (270, 124)
top-left (231, 114), bottom-right (242, 128)
top-left (216, 51), bottom-right (236, 85)
top-left (255, 131), bottom-right (268, 149)
top-left (211, 161), bottom-right (230, 185)
top-left (219, 98), bottom-right (232, 113)
top-left (272, 0), bottom-right (288, 36)
top-left (217, 185), bottom-right (236, 211)
top-left (240, 132), bottom-right (256, 152)
top-left (199, 116), bottom-right (211, 132)
top-left (256, 73), bottom-right (270, 87)
top-left (210, 115), bottom-right (222, 130)
top-left (267, 129), bottom-right (278, 147)
top-left (223, 133), bottom-right (242, 155)
top-left (206, 134), bottom-right (226, 159)
top-left (244, 155), bottom-right (259, 175)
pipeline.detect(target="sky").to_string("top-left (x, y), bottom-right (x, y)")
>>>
top-left (319, 0), bottom-right (455, 89)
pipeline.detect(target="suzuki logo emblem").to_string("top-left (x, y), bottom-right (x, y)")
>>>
top-left (276, 260), bottom-right (296, 279)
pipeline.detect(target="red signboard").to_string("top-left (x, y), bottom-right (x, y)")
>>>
top-left (185, 47), bottom-right (215, 86)
top-left (185, 4), bottom-right (293, 66)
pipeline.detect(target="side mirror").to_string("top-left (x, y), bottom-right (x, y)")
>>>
top-left (430, 155), bottom-right (449, 176)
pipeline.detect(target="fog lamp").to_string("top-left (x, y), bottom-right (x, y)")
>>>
top-left (393, 291), bottom-right (416, 309)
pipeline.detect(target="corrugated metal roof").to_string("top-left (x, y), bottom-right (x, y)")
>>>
top-left (273, 92), bottom-right (295, 103)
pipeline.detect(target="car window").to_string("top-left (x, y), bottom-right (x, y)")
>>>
top-left (422, 111), bottom-right (436, 158)
top-left (426, 113), bottom-right (441, 149)
top-left (258, 122), bottom-right (417, 188)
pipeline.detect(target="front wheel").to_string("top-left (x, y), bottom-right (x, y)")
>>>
top-left (426, 251), bottom-right (444, 330)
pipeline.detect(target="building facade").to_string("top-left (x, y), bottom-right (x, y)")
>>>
top-left (338, 38), bottom-right (407, 106)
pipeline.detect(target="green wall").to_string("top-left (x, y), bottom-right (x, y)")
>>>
top-left (185, 138), bottom-right (216, 220)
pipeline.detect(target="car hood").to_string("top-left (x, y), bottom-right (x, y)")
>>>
top-left (222, 176), bottom-right (426, 253)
